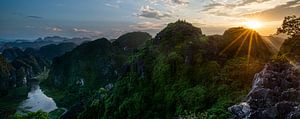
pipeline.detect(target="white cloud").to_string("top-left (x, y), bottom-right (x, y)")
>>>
top-left (105, 3), bottom-right (119, 8)
top-left (147, 0), bottom-right (189, 5)
top-left (104, 0), bottom-right (123, 8)
top-left (130, 22), bottom-right (165, 30)
top-left (46, 27), bottom-right (62, 32)
top-left (172, 0), bottom-right (189, 5)
top-left (203, 0), bottom-right (295, 17)
top-left (73, 28), bottom-right (103, 37)
top-left (137, 6), bottom-right (172, 19)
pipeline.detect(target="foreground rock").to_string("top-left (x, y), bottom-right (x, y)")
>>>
top-left (229, 61), bottom-right (300, 119)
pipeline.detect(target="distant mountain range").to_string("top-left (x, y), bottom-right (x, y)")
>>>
top-left (44, 21), bottom-right (288, 118)
top-left (0, 21), bottom-right (293, 119)
top-left (0, 36), bottom-right (91, 52)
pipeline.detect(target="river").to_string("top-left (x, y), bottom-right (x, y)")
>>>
top-left (16, 81), bottom-right (58, 114)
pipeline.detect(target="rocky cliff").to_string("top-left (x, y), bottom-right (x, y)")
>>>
top-left (229, 60), bottom-right (300, 119)
top-left (0, 55), bottom-right (15, 96)
top-left (0, 51), bottom-right (50, 97)
top-left (47, 32), bottom-right (151, 89)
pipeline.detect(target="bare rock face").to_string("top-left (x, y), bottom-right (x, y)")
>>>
top-left (229, 61), bottom-right (300, 119)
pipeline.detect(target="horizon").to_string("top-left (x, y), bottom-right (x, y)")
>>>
top-left (1, 1), bottom-right (300, 118)
top-left (1, 0), bottom-right (299, 40)
top-left (0, 24), bottom-right (291, 42)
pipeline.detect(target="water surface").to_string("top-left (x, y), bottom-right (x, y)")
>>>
top-left (17, 82), bottom-right (57, 113)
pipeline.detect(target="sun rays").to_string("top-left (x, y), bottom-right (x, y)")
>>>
top-left (219, 28), bottom-right (270, 65)
top-left (219, 29), bottom-right (249, 56)
top-left (244, 21), bottom-right (263, 29)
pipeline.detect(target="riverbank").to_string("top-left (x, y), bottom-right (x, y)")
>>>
top-left (17, 82), bottom-right (58, 114)
top-left (0, 86), bottom-right (29, 119)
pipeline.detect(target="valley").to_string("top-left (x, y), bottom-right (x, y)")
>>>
top-left (0, 11), bottom-right (299, 119)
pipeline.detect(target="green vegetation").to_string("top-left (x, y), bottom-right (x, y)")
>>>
top-left (2, 16), bottom-right (298, 119)
top-left (39, 42), bottom-right (77, 60)
top-left (278, 15), bottom-right (300, 61)
top-left (113, 31), bottom-right (152, 50)
top-left (277, 15), bottom-right (300, 38)
top-left (9, 111), bottom-right (50, 119)
top-left (0, 86), bottom-right (29, 119)
top-left (76, 21), bottom-right (269, 118)
top-left (48, 108), bottom-right (66, 119)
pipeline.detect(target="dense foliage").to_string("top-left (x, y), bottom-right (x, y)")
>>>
top-left (277, 15), bottom-right (300, 38)
top-left (113, 31), bottom-right (152, 50)
top-left (39, 42), bottom-right (77, 60)
top-left (77, 21), bottom-right (270, 118)
top-left (2, 17), bottom-right (297, 119)
top-left (8, 111), bottom-right (50, 119)
top-left (0, 42), bottom-right (77, 118)
top-left (278, 15), bottom-right (300, 62)
top-left (279, 34), bottom-right (300, 62)
top-left (44, 32), bottom-right (152, 108)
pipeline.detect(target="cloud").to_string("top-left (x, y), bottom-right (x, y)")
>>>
top-left (73, 28), bottom-right (103, 37)
top-left (104, 0), bottom-right (123, 8)
top-left (202, 0), bottom-right (294, 17)
top-left (171, 0), bottom-right (189, 5)
top-left (148, 0), bottom-right (189, 5)
top-left (244, 0), bottom-right (300, 21)
top-left (27, 15), bottom-right (43, 19)
top-left (130, 22), bottom-right (165, 30)
top-left (46, 27), bottom-right (62, 32)
top-left (203, 0), bottom-right (272, 11)
top-left (137, 6), bottom-right (172, 19)
top-left (12, 13), bottom-right (43, 19)
top-left (105, 3), bottom-right (119, 8)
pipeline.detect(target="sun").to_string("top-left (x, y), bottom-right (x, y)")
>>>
top-left (244, 20), bottom-right (262, 29)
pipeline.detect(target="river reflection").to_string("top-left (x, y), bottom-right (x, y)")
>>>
top-left (17, 82), bottom-right (57, 113)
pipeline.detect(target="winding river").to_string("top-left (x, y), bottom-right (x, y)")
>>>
top-left (16, 82), bottom-right (58, 114)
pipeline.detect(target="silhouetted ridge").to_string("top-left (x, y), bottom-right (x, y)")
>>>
top-left (221, 27), bottom-right (273, 60)
top-left (39, 42), bottom-right (77, 59)
top-left (154, 20), bottom-right (203, 48)
top-left (113, 32), bottom-right (151, 50)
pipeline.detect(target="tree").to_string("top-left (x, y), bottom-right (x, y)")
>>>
top-left (9, 111), bottom-right (50, 119)
top-left (277, 15), bottom-right (300, 38)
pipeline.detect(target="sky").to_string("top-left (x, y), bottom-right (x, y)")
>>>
top-left (0, 0), bottom-right (299, 40)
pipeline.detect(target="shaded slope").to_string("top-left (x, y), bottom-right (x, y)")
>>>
top-left (279, 34), bottom-right (300, 61)
top-left (48, 38), bottom-right (125, 88)
top-left (113, 32), bottom-right (151, 50)
top-left (0, 55), bottom-right (15, 96)
top-left (39, 42), bottom-right (77, 59)
top-left (78, 21), bottom-right (266, 119)
top-left (221, 27), bottom-right (274, 60)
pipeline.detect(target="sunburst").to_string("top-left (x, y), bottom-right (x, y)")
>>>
top-left (244, 20), bottom-right (262, 29)
top-left (219, 28), bottom-right (269, 66)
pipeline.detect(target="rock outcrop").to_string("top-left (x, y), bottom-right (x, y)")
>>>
top-left (0, 47), bottom-right (51, 97)
top-left (0, 55), bottom-right (15, 96)
top-left (229, 61), bottom-right (300, 119)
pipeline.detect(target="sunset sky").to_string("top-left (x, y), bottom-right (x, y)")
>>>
top-left (0, 0), bottom-right (299, 40)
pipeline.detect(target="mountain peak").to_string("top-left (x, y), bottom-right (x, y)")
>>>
top-left (114, 32), bottom-right (151, 50)
top-left (154, 20), bottom-right (203, 48)
top-left (220, 27), bottom-right (273, 60)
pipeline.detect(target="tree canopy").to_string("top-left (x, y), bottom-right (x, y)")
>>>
top-left (277, 15), bottom-right (300, 38)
